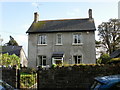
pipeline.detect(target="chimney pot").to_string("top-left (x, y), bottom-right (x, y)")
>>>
top-left (88, 9), bottom-right (92, 19)
top-left (34, 12), bottom-right (39, 22)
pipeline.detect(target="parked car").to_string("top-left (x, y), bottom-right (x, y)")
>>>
top-left (91, 75), bottom-right (120, 90)
top-left (0, 80), bottom-right (16, 90)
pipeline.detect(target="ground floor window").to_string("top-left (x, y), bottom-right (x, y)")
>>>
top-left (73, 55), bottom-right (82, 64)
top-left (52, 57), bottom-right (63, 66)
top-left (38, 55), bottom-right (46, 66)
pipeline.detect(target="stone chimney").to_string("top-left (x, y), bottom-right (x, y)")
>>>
top-left (88, 9), bottom-right (92, 19)
top-left (34, 12), bottom-right (39, 22)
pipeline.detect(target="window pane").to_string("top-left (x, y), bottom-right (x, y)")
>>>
top-left (74, 56), bottom-right (77, 64)
top-left (78, 56), bottom-right (81, 59)
top-left (78, 59), bottom-right (81, 64)
top-left (57, 34), bottom-right (62, 44)
top-left (38, 56), bottom-right (42, 65)
top-left (78, 35), bottom-right (81, 43)
top-left (44, 36), bottom-right (47, 44)
top-left (38, 36), bottom-right (42, 44)
top-left (41, 36), bottom-right (43, 44)
top-left (73, 35), bottom-right (77, 43)
top-left (43, 60), bottom-right (46, 66)
top-left (43, 36), bottom-right (45, 44)
top-left (43, 56), bottom-right (46, 59)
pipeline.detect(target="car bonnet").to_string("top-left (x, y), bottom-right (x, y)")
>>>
top-left (94, 75), bottom-right (120, 84)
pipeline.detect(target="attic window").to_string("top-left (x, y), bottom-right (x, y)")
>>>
top-left (38, 35), bottom-right (47, 45)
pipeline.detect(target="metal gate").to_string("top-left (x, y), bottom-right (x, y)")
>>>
top-left (19, 68), bottom-right (38, 90)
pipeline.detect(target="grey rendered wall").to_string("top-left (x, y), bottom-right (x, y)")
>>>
top-left (28, 31), bottom-right (96, 68)
top-left (28, 34), bottom-right (37, 68)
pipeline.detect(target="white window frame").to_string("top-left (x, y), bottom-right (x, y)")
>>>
top-left (73, 55), bottom-right (82, 64)
top-left (37, 55), bottom-right (47, 66)
top-left (72, 33), bottom-right (83, 45)
top-left (38, 35), bottom-right (47, 45)
top-left (56, 33), bottom-right (62, 45)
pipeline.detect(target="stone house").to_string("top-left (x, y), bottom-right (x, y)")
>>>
top-left (27, 9), bottom-right (96, 68)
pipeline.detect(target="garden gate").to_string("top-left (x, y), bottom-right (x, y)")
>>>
top-left (17, 68), bottom-right (40, 90)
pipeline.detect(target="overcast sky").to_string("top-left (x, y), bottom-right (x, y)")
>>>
top-left (0, 0), bottom-right (119, 56)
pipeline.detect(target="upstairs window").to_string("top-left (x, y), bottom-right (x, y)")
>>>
top-left (73, 34), bottom-right (81, 44)
top-left (56, 34), bottom-right (62, 45)
top-left (38, 35), bottom-right (47, 45)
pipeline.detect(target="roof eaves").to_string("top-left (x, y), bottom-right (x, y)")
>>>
top-left (27, 29), bottom-right (96, 34)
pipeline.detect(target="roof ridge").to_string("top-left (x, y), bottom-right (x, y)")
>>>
top-left (38, 18), bottom-right (90, 22)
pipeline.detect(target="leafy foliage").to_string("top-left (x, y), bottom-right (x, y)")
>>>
top-left (98, 19), bottom-right (120, 54)
top-left (0, 53), bottom-right (20, 67)
top-left (6, 36), bottom-right (19, 46)
top-left (97, 53), bottom-right (110, 64)
top-left (20, 74), bottom-right (37, 88)
top-left (108, 58), bottom-right (120, 64)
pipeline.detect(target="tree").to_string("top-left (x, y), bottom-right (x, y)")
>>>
top-left (6, 36), bottom-right (19, 46)
top-left (0, 53), bottom-right (20, 67)
top-left (98, 19), bottom-right (120, 54)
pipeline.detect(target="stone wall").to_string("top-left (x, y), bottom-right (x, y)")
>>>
top-left (38, 64), bottom-right (120, 89)
top-left (0, 67), bottom-right (18, 88)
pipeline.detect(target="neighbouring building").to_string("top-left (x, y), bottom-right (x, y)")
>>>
top-left (96, 44), bottom-right (107, 59)
top-left (118, 1), bottom-right (120, 19)
top-left (110, 49), bottom-right (120, 58)
top-left (2, 46), bottom-right (28, 67)
top-left (27, 9), bottom-right (96, 68)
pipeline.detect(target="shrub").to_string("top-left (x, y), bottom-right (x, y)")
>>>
top-left (0, 53), bottom-right (20, 68)
top-left (20, 73), bottom-right (37, 88)
top-left (21, 67), bottom-right (36, 74)
top-left (51, 64), bottom-right (57, 68)
top-left (97, 54), bottom-right (110, 64)
top-left (107, 58), bottom-right (120, 64)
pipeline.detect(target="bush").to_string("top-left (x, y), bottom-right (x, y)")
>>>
top-left (51, 64), bottom-right (57, 68)
top-left (0, 53), bottom-right (20, 68)
top-left (97, 54), bottom-right (110, 64)
top-left (20, 67), bottom-right (36, 74)
top-left (107, 58), bottom-right (120, 64)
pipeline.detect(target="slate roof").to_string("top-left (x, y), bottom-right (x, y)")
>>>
top-left (26, 18), bottom-right (96, 33)
top-left (110, 49), bottom-right (120, 58)
top-left (2, 46), bottom-right (22, 57)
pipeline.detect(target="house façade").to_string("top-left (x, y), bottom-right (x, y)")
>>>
top-left (26, 9), bottom-right (96, 68)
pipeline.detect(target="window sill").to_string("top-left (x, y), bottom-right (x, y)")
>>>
top-left (55, 44), bottom-right (63, 46)
top-left (72, 43), bottom-right (83, 46)
top-left (37, 44), bottom-right (47, 46)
